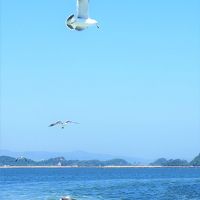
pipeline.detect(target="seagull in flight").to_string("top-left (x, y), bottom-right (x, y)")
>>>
top-left (66, 0), bottom-right (99, 31)
top-left (15, 156), bottom-right (28, 162)
top-left (49, 120), bottom-right (79, 129)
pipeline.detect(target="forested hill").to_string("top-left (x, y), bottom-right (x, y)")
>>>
top-left (1, 153), bottom-right (200, 166)
top-left (0, 156), bottom-right (131, 166)
top-left (190, 153), bottom-right (200, 166)
top-left (150, 153), bottom-right (200, 166)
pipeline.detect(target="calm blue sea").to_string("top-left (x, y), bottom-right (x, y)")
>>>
top-left (1, 167), bottom-right (200, 200)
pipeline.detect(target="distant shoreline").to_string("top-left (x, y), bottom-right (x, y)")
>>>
top-left (1, 165), bottom-right (200, 169)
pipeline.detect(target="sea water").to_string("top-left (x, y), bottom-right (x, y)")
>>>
top-left (1, 167), bottom-right (200, 200)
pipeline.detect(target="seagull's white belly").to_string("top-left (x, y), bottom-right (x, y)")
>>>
top-left (85, 18), bottom-right (97, 25)
top-left (71, 18), bottom-right (97, 31)
top-left (73, 21), bottom-right (89, 30)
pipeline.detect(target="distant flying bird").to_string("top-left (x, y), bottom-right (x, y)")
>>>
top-left (49, 120), bottom-right (79, 129)
top-left (15, 156), bottom-right (27, 162)
top-left (66, 0), bottom-right (99, 31)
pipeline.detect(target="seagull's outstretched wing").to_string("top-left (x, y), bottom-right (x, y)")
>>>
top-left (65, 120), bottom-right (80, 124)
top-left (67, 14), bottom-right (75, 27)
top-left (49, 121), bottom-right (62, 127)
top-left (77, 0), bottom-right (89, 19)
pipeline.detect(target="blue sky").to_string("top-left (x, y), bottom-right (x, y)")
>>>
top-left (1, 0), bottom-right (200, 160)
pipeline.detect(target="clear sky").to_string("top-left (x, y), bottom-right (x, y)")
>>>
top-left (1, 0), bottom-right (200, 160)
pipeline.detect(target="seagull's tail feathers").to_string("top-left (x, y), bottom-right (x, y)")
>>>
top-left (71, 121), bottom-right (80, 124)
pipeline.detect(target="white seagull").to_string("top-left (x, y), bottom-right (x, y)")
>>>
top-left (66, 0), bottom-right (99, 31)
top-left (60, 196), bottom-right (76, 200)
top-left (49, 120), bottom-right (79, 129)
top-left (15, 156), bottom-right (28, 162)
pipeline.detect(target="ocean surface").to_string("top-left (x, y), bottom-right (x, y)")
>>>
top-left (1, 167), bottom-right (200, 200)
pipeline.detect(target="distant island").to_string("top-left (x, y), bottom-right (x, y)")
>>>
top-left (150, 153), bottom-right (200, 166)
top-left (0, 153), bottom-right (200, 167)
top-left (0, 156), bottom-right (131, 167)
